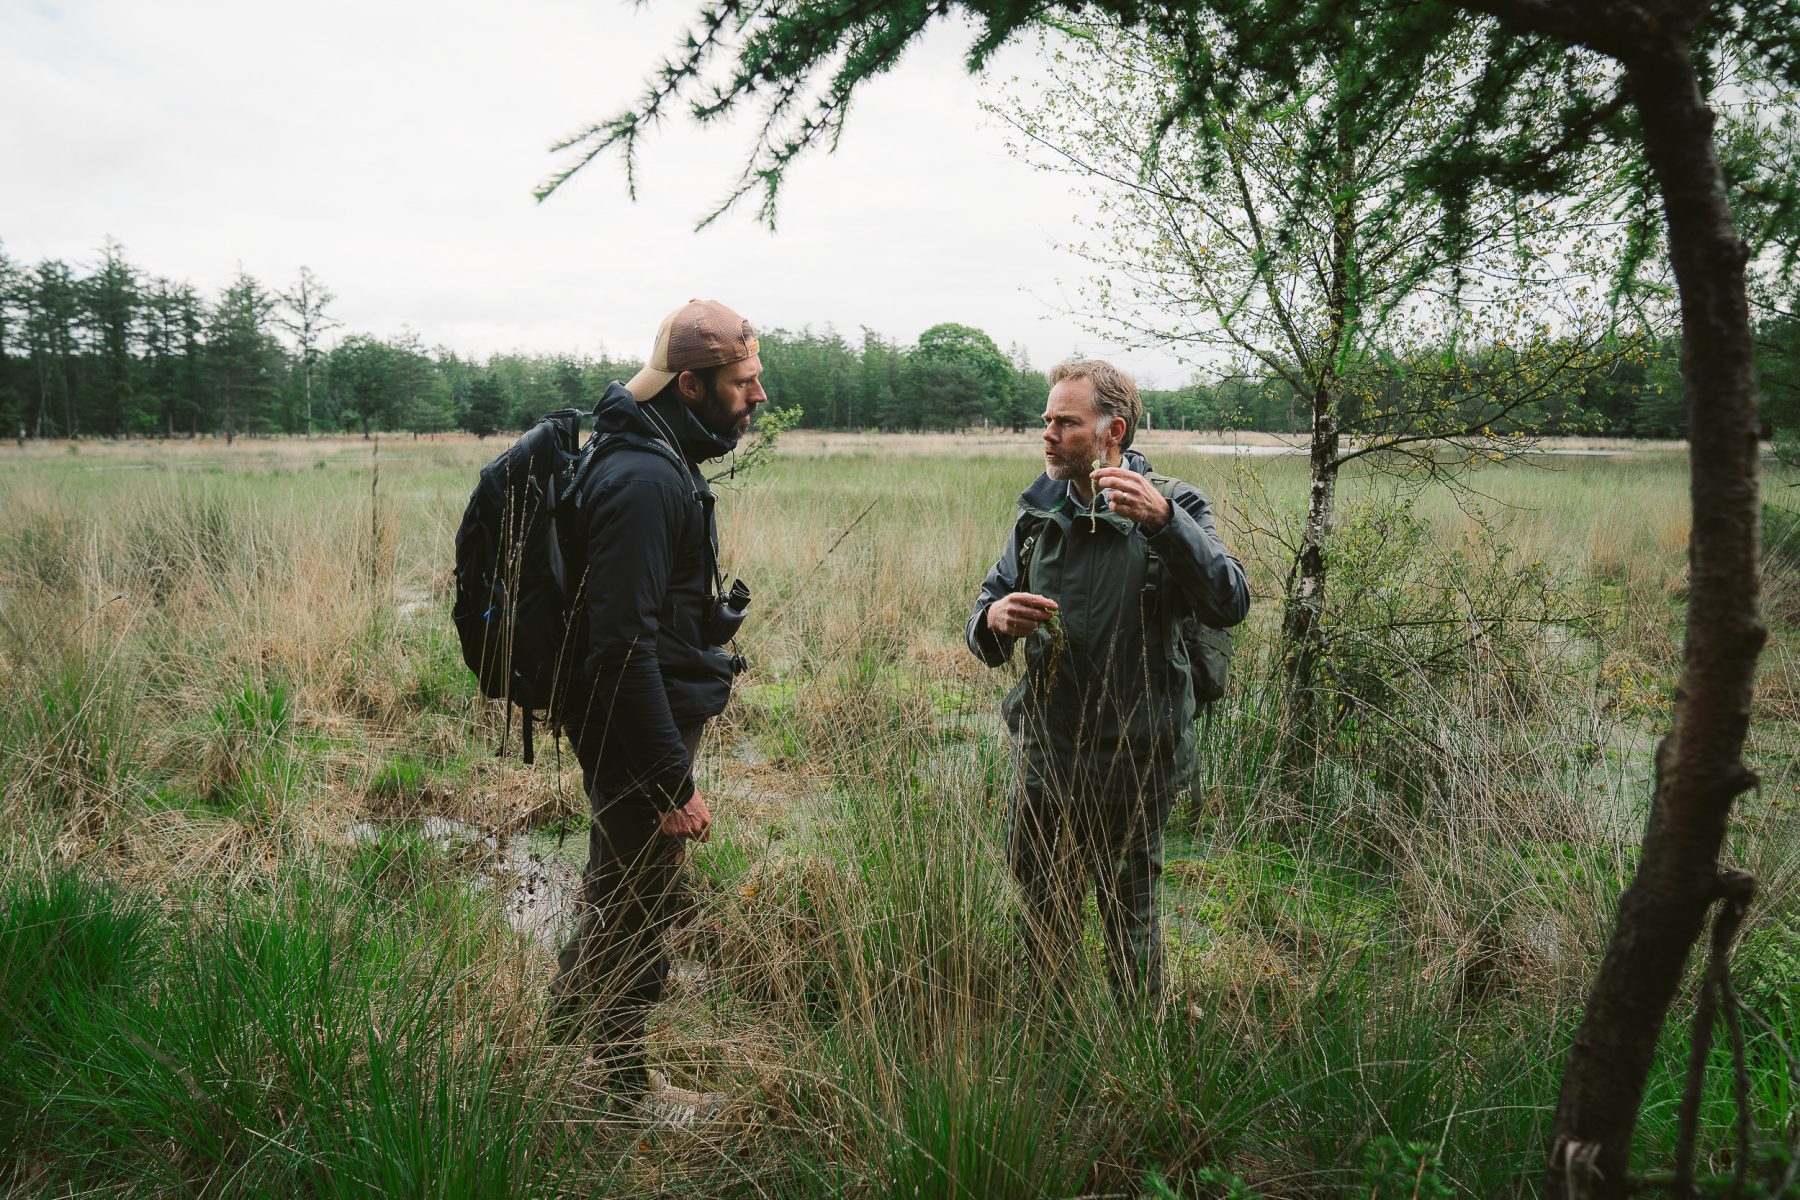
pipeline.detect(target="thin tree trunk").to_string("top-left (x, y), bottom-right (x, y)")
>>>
top-left (1279, 111), bottom-right (1356, 780)
top-left (1282, 413), bottom-right (1340, 690)
top-left (33, 357), bottom-right (47, 439)
top-left (1278, 403), bottom-right (1340, 785)
top-left (1546, 44), bottom-right (1766, 1198)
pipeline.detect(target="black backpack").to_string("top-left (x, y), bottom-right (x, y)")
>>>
top-left (451, 407), bottom-right (597, 764)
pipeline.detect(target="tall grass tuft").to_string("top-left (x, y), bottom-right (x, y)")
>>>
top-left (0, 632), bottom-right (144, 821)
top-left (197, 676), bottom-right (302, 816)
top-left (0, 864), bottom-right (577, 1197)
top-left (0, 871), bottom-right (158, 1178)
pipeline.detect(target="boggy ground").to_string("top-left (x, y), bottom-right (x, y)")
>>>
top-left (1, 431), bottom-right (1797, 1198)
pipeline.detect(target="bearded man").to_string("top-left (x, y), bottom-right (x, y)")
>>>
top-left (550, 299), bottom-right (765, 1105)
top-left (967, 358), bottom-right (1249, 1001)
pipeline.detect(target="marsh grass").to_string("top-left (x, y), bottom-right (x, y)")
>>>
top-left (1, 434), bottom-right (1797, 1196)
top-left (0, 862), bottom-right (587, 1198)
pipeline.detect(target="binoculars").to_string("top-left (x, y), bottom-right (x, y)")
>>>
top-left (704, 577), bottom-right (752, 649)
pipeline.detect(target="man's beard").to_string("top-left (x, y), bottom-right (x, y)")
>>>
top-left (1044, 449), bottom-right (1089, 480)
top-left (693, 385), bottom-right (748, 447)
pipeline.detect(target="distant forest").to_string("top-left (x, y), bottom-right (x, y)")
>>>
top-left (0, 237), bottom-right (1762, 442)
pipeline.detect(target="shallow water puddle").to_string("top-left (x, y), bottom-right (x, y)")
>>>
top-left (347, 814), bottom-right (580, 944)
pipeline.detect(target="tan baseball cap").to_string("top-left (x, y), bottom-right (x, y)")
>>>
top-left (625, 299), bottom-right (760, 402)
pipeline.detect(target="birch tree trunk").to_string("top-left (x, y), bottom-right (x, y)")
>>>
top-left (1279, 123), bottom-right (1356, 778)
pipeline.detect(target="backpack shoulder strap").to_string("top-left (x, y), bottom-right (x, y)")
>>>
top-left (565, 430), bottom-right (620, 498)
top-left (1140, 472), bottom-right (1187, 610)
top-left (1014, 510), bottom-right (1051, 594)
top-left (567, 430), bottom-right (696, 502)
top-left (1139, 470), bottom-right (1233, 705)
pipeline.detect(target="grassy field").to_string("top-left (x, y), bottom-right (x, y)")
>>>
top-left (2, 430), bottom-right (1797, 1197)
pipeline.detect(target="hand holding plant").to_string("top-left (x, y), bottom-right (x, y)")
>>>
top-left (1089, 465), bottom-right (1172, 533)
top-left (987, 591), bottom-right (1060, 637)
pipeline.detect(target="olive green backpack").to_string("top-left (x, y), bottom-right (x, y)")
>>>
top-left (1148, 473), bottom-right (1232, 708)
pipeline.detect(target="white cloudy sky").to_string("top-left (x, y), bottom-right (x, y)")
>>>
top-left (1, 0), bottom-right (1201, 387)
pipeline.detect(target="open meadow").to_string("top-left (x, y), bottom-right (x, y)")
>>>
top-left (3, 431), bottom-right (1798, 1197)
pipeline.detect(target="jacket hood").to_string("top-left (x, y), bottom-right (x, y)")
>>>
top-left (1018, 446), bottom-right (1155, 511)
top-left (593, 380), bottom-right (738, 465)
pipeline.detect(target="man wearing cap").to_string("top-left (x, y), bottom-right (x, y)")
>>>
top-left (550, 300), bottom-right (765, 1105)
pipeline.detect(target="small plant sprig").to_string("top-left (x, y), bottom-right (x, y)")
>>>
top-left (1360, 1137), bottom-right (1452, 1200)
top-left (710, 404), bottom-right (803, 487)
top-left (1091, 458), bottom-right (1104, 530)
top-left (1142, 1167), bottom-right (1261, 1199)
top-left (1042, 609), bottom-right (1067, 705)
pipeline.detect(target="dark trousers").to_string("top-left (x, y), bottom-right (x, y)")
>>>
top-left (548, 724), bottom-right (703, 1094)
top-left (1006, 782), bottom-right (1172, 1004)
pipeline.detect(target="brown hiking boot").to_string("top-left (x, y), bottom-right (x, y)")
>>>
top-left (636, 1069), bottom-right (730, 1131)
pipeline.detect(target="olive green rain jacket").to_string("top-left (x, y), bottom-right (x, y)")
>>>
top-left (966, 449), bottom-right (1250, 805)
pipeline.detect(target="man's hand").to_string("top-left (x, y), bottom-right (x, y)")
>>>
top-left (1092, 467), bottom-right (1173, 533)
top-left (987, 591), bottom-right (1059, 638)
top-left (660, 791), bottom-right (712, 842)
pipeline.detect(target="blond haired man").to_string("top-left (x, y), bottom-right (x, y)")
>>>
top-left (968, 359), bottom-right (1249, 1000)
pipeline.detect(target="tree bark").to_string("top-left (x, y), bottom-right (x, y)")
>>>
top-left (1282, 411), bottom-right (1340, 691)
top-left (1279, 112), bottom-right (1356, 779)
top-left (1278, 405), bottom-right (1341, 786)
top-left (1546, 42), bottom-right (1767, 1199)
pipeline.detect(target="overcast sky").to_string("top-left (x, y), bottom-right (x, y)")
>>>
top-left (2, 0), bottom-right (1202, 388)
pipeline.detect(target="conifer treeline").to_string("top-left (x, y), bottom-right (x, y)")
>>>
top-left (0, 239), bottom-right (1701, 440)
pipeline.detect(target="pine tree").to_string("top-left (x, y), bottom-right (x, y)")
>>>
top-left (24, 261), bottom-right (80, 439)
top-left (209, 272), bottom-right (279, 444)
top-left (463, 371), bottom-right (509, 438)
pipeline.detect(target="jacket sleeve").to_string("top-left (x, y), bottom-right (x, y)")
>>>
top-left (966, 517), bottom-right (1026, 667)
top-left (573, 475), bottom-right (696, 811)
top-left (1146, 484), bottom-right (1251, 628)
